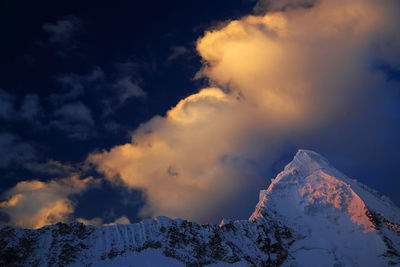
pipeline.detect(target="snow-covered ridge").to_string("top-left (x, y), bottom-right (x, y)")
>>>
top-left (1, 149), bottom-right (399, 266)
top-left (0, 216), bottom-right (295, 266)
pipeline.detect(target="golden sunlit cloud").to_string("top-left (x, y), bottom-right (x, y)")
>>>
top-left (76, 215), bottom-right (131, 226)
top-left (89, 0), bottom-right (400, 222)
top-left (0, 176), bottom-right (98, 229)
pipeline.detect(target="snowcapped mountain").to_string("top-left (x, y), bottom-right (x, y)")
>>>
top-left (1, 150), bottom-right (399, 266)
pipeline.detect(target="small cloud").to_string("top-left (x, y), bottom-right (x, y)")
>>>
top-left (41, 16), bottom-right (82, 47)
top-left (50, 101), bottom-right (96, 140)
top-left (103, 121), bottom-right (126, 134)
top-left (114, 62), bottom-right (140, 75)
top-left (0, 90), bottom-right (44, 123)
top-left (167, 45), bottom-right (190, 62)
top-left (0, 89), bottom-right (15, 121)
top-left (102, 75), bottom-right (146, 117)
top-left (114, 76), bottom-right (146, 103)
top-left (105, 215), bottom-right (131, 225)
top-left (0, 132), bottom-right (38, 169)
top-left (253, 0), bottom-right (316, 13)
top-left (24, 159), bottom-right (84, 177)
top-left (0, 175), bottom-right (99, 229)
top-left (0, 132), bottom-right (88, 175)
top-left (49, 75), bottom-right (84, 104)
top-left (86, 66), bottom-right (105, 82)
top-left (76, 215), bottom-right (131, 226)
top-left (49, 67), bottom-right (104, 104)
top-left (54, 101), bottom-right (94, 126)
top-left (20, 94), bottom-right (42, 121)
top-left (76, 217), bottom-right (103, 226)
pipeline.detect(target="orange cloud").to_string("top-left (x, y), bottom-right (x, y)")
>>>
top-left (76, 215), bottom-right (131, 226)
top-left (89, 0), bottom-right (400, 222)
top-left (0, 176), bottom-right (98, 229)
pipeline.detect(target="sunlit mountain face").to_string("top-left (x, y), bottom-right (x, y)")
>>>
top-left (1, 150), bottom-right (399, 266)
top-left (0, 0), bottom-right (399, 255)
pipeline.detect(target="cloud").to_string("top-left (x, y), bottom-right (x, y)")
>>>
top-left (50, 101), bottom-right (96, 140)
top-left (0, 89), bottom-right (15, 121)
top-left (41, 16), bottom-right (82, 47)
top-left (0, 133), bottom-right (38, 168)
top-left (102, 75), bottom-right (146, 117)
top-left (167, 46), bottom-right (190, 61)
top-left (89, 0), bottom-right (400, 222)
top-left (0, 90), bottom-right (44, 124)
top-left (24, 160), bottom-right (85, 177)
top-left (254, 0), bottom-right (316, 13)
top-left (0, 132), bottom-right (87, 177)
top-left (113, 76), bottom-right (146, 103)
top-left (76, 215), bottom-right (131, 226)
top-left (54, 101), bottom-right (94, 126)
top-left (20, 94), bottom-right (42, 121)
top-left (48, 66), bottom-right (143, 120)
top-left (49, 67), bottom-right (104, 104)
top-left (0, 176), bottom-right (98, 229)
top-left (88, 87), bottom-right (283, 222)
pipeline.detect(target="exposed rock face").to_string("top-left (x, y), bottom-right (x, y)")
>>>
top-left (1, 150), bottom-right (399, 266)
top-left (0, 217), bottom-right (295, 266)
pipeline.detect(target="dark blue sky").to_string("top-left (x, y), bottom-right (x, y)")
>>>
top-left (0, 0), bottom-right (399, 226)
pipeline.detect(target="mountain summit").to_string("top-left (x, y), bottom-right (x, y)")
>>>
top-left (251, 149), bottom-right (400, 266)
top-left (1, 150), bottom-right (399, 266)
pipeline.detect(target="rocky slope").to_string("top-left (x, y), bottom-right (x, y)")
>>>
top-left (1, 150), bottom-right (399, 266)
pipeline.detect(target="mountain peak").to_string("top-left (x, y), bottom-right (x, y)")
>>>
top-left (284, 149), bottom-right (335, 177)
top-left (250, 149), bottom-right (400, 266)
top-left (251, 150), bottom-right (372, 228)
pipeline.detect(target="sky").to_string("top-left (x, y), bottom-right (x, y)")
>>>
top-left (0, 0), bottom-right (399, 229)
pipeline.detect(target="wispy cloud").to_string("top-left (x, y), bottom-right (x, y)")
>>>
top-left (113, 76), bottom-right (146, 103)
top-left (40, 16), bottom-right (82, 48)
top-left (167, 45), bottom-right (190, 62)
top-left (254, 0), bottom-right (316, 13)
